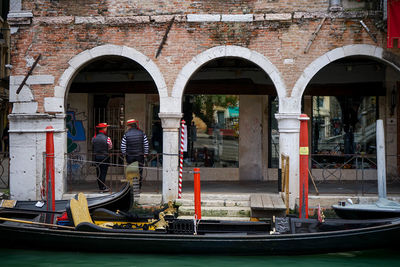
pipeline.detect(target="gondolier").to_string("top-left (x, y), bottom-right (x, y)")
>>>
top-left (92, 123), bottom-right (112, 192)
top-left (121, 119), bottom-right (149, 189)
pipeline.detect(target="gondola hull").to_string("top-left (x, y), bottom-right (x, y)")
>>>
top-left (333, 198), bottom-right (400, 220)
top-left (333, 204), bottom-right (400, 220)
top-left (1, 216), bottom-right (399, 255)
top-left (1, 183), bottom-right (133, 213)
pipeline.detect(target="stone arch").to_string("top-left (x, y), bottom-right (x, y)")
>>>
top-left (46, 44), bottom-right (168, 112)
top-left (168, 45), bottom-right (287, 113)
top-left (291, 44), bottom-right (400, 112)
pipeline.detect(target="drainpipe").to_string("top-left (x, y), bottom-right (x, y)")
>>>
top-left (329, 0), bottom-right (343, 12)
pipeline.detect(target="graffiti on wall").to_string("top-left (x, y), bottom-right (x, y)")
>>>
top-left (66, 110), bottom-right (86, 153)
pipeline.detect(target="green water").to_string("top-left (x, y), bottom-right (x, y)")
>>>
top-left (0, 249), bottom-right (399, 267)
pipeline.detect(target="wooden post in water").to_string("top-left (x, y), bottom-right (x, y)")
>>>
top-left (376, 120), bottom-right (387, 200)
top-left (46, 126), bottom-right (55, 212)
top-left (194, 168), bottom-right (201, 219)
top-left (299, 114), bottom-right (309, 218)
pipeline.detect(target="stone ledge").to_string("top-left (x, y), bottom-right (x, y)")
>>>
top-left (221, 14), bottom-right (253, 22)
top-left (75, 16), bottom-right (105, 24)
top-left (187, 14), bottom-right (220, 22)
top-left (7, 11), bottom-right (33, 18)
top-left (106, 16), bottom-right (150, 25)
top-left (33, 16), bottom-right (74, 25)
top-left (265, 13), bottom-right (292, 21)
top-left (20, 11), bottom-right (383, 26)
top-left (10, 75), bottom-right (55, 85)
top-left (11, 102), bottom-right (38, 114)
top-left (150, 15), bottom-right (176, 23)
top-left (293, 10), bottom-right (379, 20)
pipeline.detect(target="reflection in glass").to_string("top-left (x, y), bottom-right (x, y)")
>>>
top-left (183, 95), bottom-right (239, 168)
top-left (312, 96), bottom-right (377, 169)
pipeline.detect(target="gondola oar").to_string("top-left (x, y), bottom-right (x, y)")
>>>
top-left (0, 216), bottom-right (74, 230)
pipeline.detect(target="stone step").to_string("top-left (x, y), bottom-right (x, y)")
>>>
top-left (177, 198), bottom-right (250, 207)
top-left (178, 206), bottom-right (251, 217)
top-left (182, 193), bottom-right (251, 201)
top-left (138, 193), bottom-right (251, 206)
top-left (177, 216), bottom-right (250, 221)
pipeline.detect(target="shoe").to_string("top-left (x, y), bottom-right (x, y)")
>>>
top-left (101, 188), bottom-right (110, 193)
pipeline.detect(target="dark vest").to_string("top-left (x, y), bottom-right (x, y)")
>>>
top-left (125, 128), bottom-right (144, 156)
top-left (92, 132), bottom-right (108, 156)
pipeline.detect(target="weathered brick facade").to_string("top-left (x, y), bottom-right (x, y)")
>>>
top-left (6, 0), bottom-right (400, 205)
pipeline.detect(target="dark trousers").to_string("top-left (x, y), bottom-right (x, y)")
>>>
top-left (95, 155), bottom-right (109, 190)
top-left (126, 155), bottom-right (144, 187)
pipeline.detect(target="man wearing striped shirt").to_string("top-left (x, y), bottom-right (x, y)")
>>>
top-left (121, 119), bottom-right (149, 188)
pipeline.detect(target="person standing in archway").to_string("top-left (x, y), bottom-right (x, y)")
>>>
top-left (92, 123), bottom-right (112, 192)
top-left (121, 119), bottom-right (149, 189)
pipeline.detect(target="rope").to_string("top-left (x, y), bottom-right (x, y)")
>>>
top-left (63, 156), bottom-right (194, 173)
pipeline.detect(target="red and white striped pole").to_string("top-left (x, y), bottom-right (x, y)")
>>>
top-left (178, 119), bottom-right (185, 199)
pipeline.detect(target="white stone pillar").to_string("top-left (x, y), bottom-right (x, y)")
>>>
top-left (376, 120), bottom-right (387, 199)
top-left (159, 112), bottom-right (182, 203)
top-left (9, 113), bottom-right (66, 201)
top-left (275, 113), bottom-right (301, 209)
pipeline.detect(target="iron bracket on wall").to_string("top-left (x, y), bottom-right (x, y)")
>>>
top-left (16, 54), bottom-right (41, 94)
top-left (304, 17), bottom-right (326, 54)
top-left (360, 20), bottom-right (378, 44)
top-left (155, 17), bottom-right (175, 58)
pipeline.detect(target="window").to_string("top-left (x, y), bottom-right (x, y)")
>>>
top-left (183, 95), bottom-right (239, 168)
top-left (312, 96), bottom-right (377, 169)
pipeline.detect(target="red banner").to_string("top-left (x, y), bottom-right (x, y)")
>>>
top-left (388, 0), bottom-right (400, 48)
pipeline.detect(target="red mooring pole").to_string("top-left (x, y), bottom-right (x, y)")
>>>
top-left (46, 126), bottom-right (55, 212)
top-left (194, 168), bottom-right (201, 219)
top-left (299, 114), bottom-right (309, 218)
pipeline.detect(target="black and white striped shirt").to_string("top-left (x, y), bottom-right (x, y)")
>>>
top-left (121, 131), bottom-right (149, 156)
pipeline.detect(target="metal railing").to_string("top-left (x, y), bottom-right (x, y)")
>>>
top-left (65, 152), bottom-right (162, 192)
top-left (0, 153), bottom-right (9, 189)
top-left (311, 153), bottom-right (377, 183)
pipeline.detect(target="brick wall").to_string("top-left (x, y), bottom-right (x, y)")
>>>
top-left (23, 0), bottom-right (330, 16)
top-left (8, 0), bottom-right (400, 113)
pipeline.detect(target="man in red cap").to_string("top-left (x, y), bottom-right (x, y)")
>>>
top-left (121, 119), bottom-right (149, 189)
top-left (92, 123), bottom-right (112, 192)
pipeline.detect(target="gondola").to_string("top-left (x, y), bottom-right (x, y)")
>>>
top-left (0, 182), bottom-right (133, 213)
top-left (332, 198), bottom-right (400, 220)
top-left (0, 193), bottom-right (399, 255)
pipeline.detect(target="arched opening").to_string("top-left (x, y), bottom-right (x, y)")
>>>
top-left (66, 55), bottom-right (161, 193)
top-left (181, 56), bottom-right (278, 189)
top-left (303, 55), bottom-right (400, 194)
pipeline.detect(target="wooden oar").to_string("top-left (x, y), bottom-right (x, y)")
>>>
top-left (0, 216), bottom-right (75, 230)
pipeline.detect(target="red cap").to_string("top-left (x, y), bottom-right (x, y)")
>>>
top-left (96, 123), bottom-right (109, 128)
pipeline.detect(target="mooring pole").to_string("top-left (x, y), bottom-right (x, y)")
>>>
top-left (194, 168), bottom-right (201, 219)
top-left (46, 126), bottom-right (55, 212)
top-left (299, 114), bottom-right (309, 218)
top-left (376, 120), bottom-right (387, 200)
top-left (178, 120), bottom-right (185, 199)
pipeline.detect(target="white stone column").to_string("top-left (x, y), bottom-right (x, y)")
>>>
top-left (9, 113), bottom-right (66, 201)
top-left (275, 113), bottom-right (301, 209)
top-left (159, 112), bottom-right (182, 203)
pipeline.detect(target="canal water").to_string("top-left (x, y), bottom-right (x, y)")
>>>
top-left (0, 249), bottom-right (399, 266)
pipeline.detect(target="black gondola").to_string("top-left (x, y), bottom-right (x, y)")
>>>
top-left (0, 205), bottom-right (399, 255)
top-left (332, 198), bottom-right (400, 220)
top-left (0, 183), bottom-right (133, 213)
